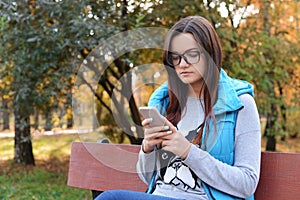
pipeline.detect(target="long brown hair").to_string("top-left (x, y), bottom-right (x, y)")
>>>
top-left (163, 16), bottom-right (222, 145)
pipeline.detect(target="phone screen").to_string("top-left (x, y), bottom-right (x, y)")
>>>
top-left (139, 107), bottom-right (165, 127)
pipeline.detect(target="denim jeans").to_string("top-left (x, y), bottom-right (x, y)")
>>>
top-left (94, 190), bottom-right (182, 200)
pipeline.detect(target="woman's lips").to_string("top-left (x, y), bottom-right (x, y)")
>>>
top-left (180, 71), bottom-right (192, 76)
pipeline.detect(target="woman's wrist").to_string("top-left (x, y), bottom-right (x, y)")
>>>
top-left (142, 141), bottom-right (154, 154)
top-left (180, 143), bottom-right (192, 160)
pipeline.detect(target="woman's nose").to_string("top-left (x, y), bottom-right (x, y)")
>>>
top-left (179, 57), bottom-right (189, 67)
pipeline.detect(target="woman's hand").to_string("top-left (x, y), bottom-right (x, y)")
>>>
top-left (141, 118), bottom-right (192, 159)
top-left (141, 118), bottom-right (172, 153)
top-left (160, 120), bottom-right (192, 160)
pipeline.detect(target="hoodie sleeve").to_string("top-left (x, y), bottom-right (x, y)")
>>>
top-left (136, 146), bottom-right (157, 185)
top-left (183, 94), bottom-right (261, 198)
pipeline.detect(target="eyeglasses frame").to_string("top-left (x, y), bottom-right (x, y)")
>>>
top-left (167, 48), bottom-right (202, 67)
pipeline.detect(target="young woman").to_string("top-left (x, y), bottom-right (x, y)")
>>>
top-left (96, 16), bottom-right (261, 200)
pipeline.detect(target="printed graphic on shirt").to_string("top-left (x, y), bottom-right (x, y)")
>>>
top-left (157, 128), bottom-right (203, 193)
top-left (159, 156), bottom-right (202, 192)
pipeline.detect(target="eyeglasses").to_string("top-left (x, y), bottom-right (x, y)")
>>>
top-left (167, 48), bottom-right (201, 67)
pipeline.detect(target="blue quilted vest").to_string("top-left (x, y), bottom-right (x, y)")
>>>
top-left (148, 69), bottom-right (254, 200)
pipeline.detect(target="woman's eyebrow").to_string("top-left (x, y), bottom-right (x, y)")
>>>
top-left (170, 47), bottom-right (199, 54)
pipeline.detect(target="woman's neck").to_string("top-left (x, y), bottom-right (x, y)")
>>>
top-left (188, 81), bottom-right (204, 98)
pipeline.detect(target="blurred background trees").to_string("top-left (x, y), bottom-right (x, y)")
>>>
top-left (0, 0), bottom-right (299, 165)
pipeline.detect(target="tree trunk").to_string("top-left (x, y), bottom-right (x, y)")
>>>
top-left (128, 95), bottom-right (143, 144)
top-left (44, 111), bottom-right (52, 131)
top-left (277, 82), bottom-right (287, 141)
top-left (264, 101), bottom-right (277, 151)
top-left (96, 91), bottom-right (103, 125)
top-left (67, 116), bottom-right (73, 129)
top-left (120, 60), bottom-right (143, 145)
top-left (66, 93), bottom-right (73, 129)
top-left (266, 135), bottom-right (276, 151)
top-left (2, 97), bottom-right (10, 130)
top-left (262, 0), bottom-right (277, 151)
top-left (34, 108), bottom-right (39, 130)
top-left (14, 109), bottom-right (35, 165)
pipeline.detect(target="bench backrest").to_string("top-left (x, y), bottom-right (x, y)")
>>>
top-left (67, 142), bottom-right (147, 192)
top-left (67, 142), bottom-right (300, 200)
top-left (254, 150), bottom-right (300, 199)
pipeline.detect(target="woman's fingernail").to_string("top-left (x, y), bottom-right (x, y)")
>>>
top-left (167, 130), bottom-right (173, 134)
top-left (163, 126), bottom-right (169, 130)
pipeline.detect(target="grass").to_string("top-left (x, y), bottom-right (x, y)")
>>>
top-left (0, 134), bottom-right (91, 200)
top-left (261, 136), bottom-right (300, 153)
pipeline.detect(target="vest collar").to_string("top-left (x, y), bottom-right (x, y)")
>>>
top-left (213, 69), bottom-right (254, 115)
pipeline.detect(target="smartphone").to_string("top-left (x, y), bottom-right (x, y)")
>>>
top-left (139, 106), bottom-right (165, 127)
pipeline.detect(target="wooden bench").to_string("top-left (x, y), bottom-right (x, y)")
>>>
top-left (67, 142), bottom-right (300, 199)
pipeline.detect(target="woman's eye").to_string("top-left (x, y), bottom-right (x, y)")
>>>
top-left (172, 55), bottom-right (180, 60)
top-left (187, 52), bottom-right (199, 57)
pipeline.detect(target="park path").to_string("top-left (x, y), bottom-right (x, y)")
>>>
top-left (0, 129), bottom-right (92, 138)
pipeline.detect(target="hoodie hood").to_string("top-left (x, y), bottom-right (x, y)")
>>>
top-left (213, 69), bottom-right (254, 115)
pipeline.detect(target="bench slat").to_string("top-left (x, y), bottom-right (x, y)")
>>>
top-left (68, 142), bottom-right (300, 200)
top-left (67, 142), bottom-right (147, 192)
top-left (254, 152), bottom-right (300, 200)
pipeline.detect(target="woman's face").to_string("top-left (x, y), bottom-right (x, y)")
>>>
top-left (170, 33), bottom-right (206, 93)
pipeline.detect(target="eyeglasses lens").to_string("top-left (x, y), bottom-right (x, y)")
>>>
top-left (168, 50), bottom-right (200, 66)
